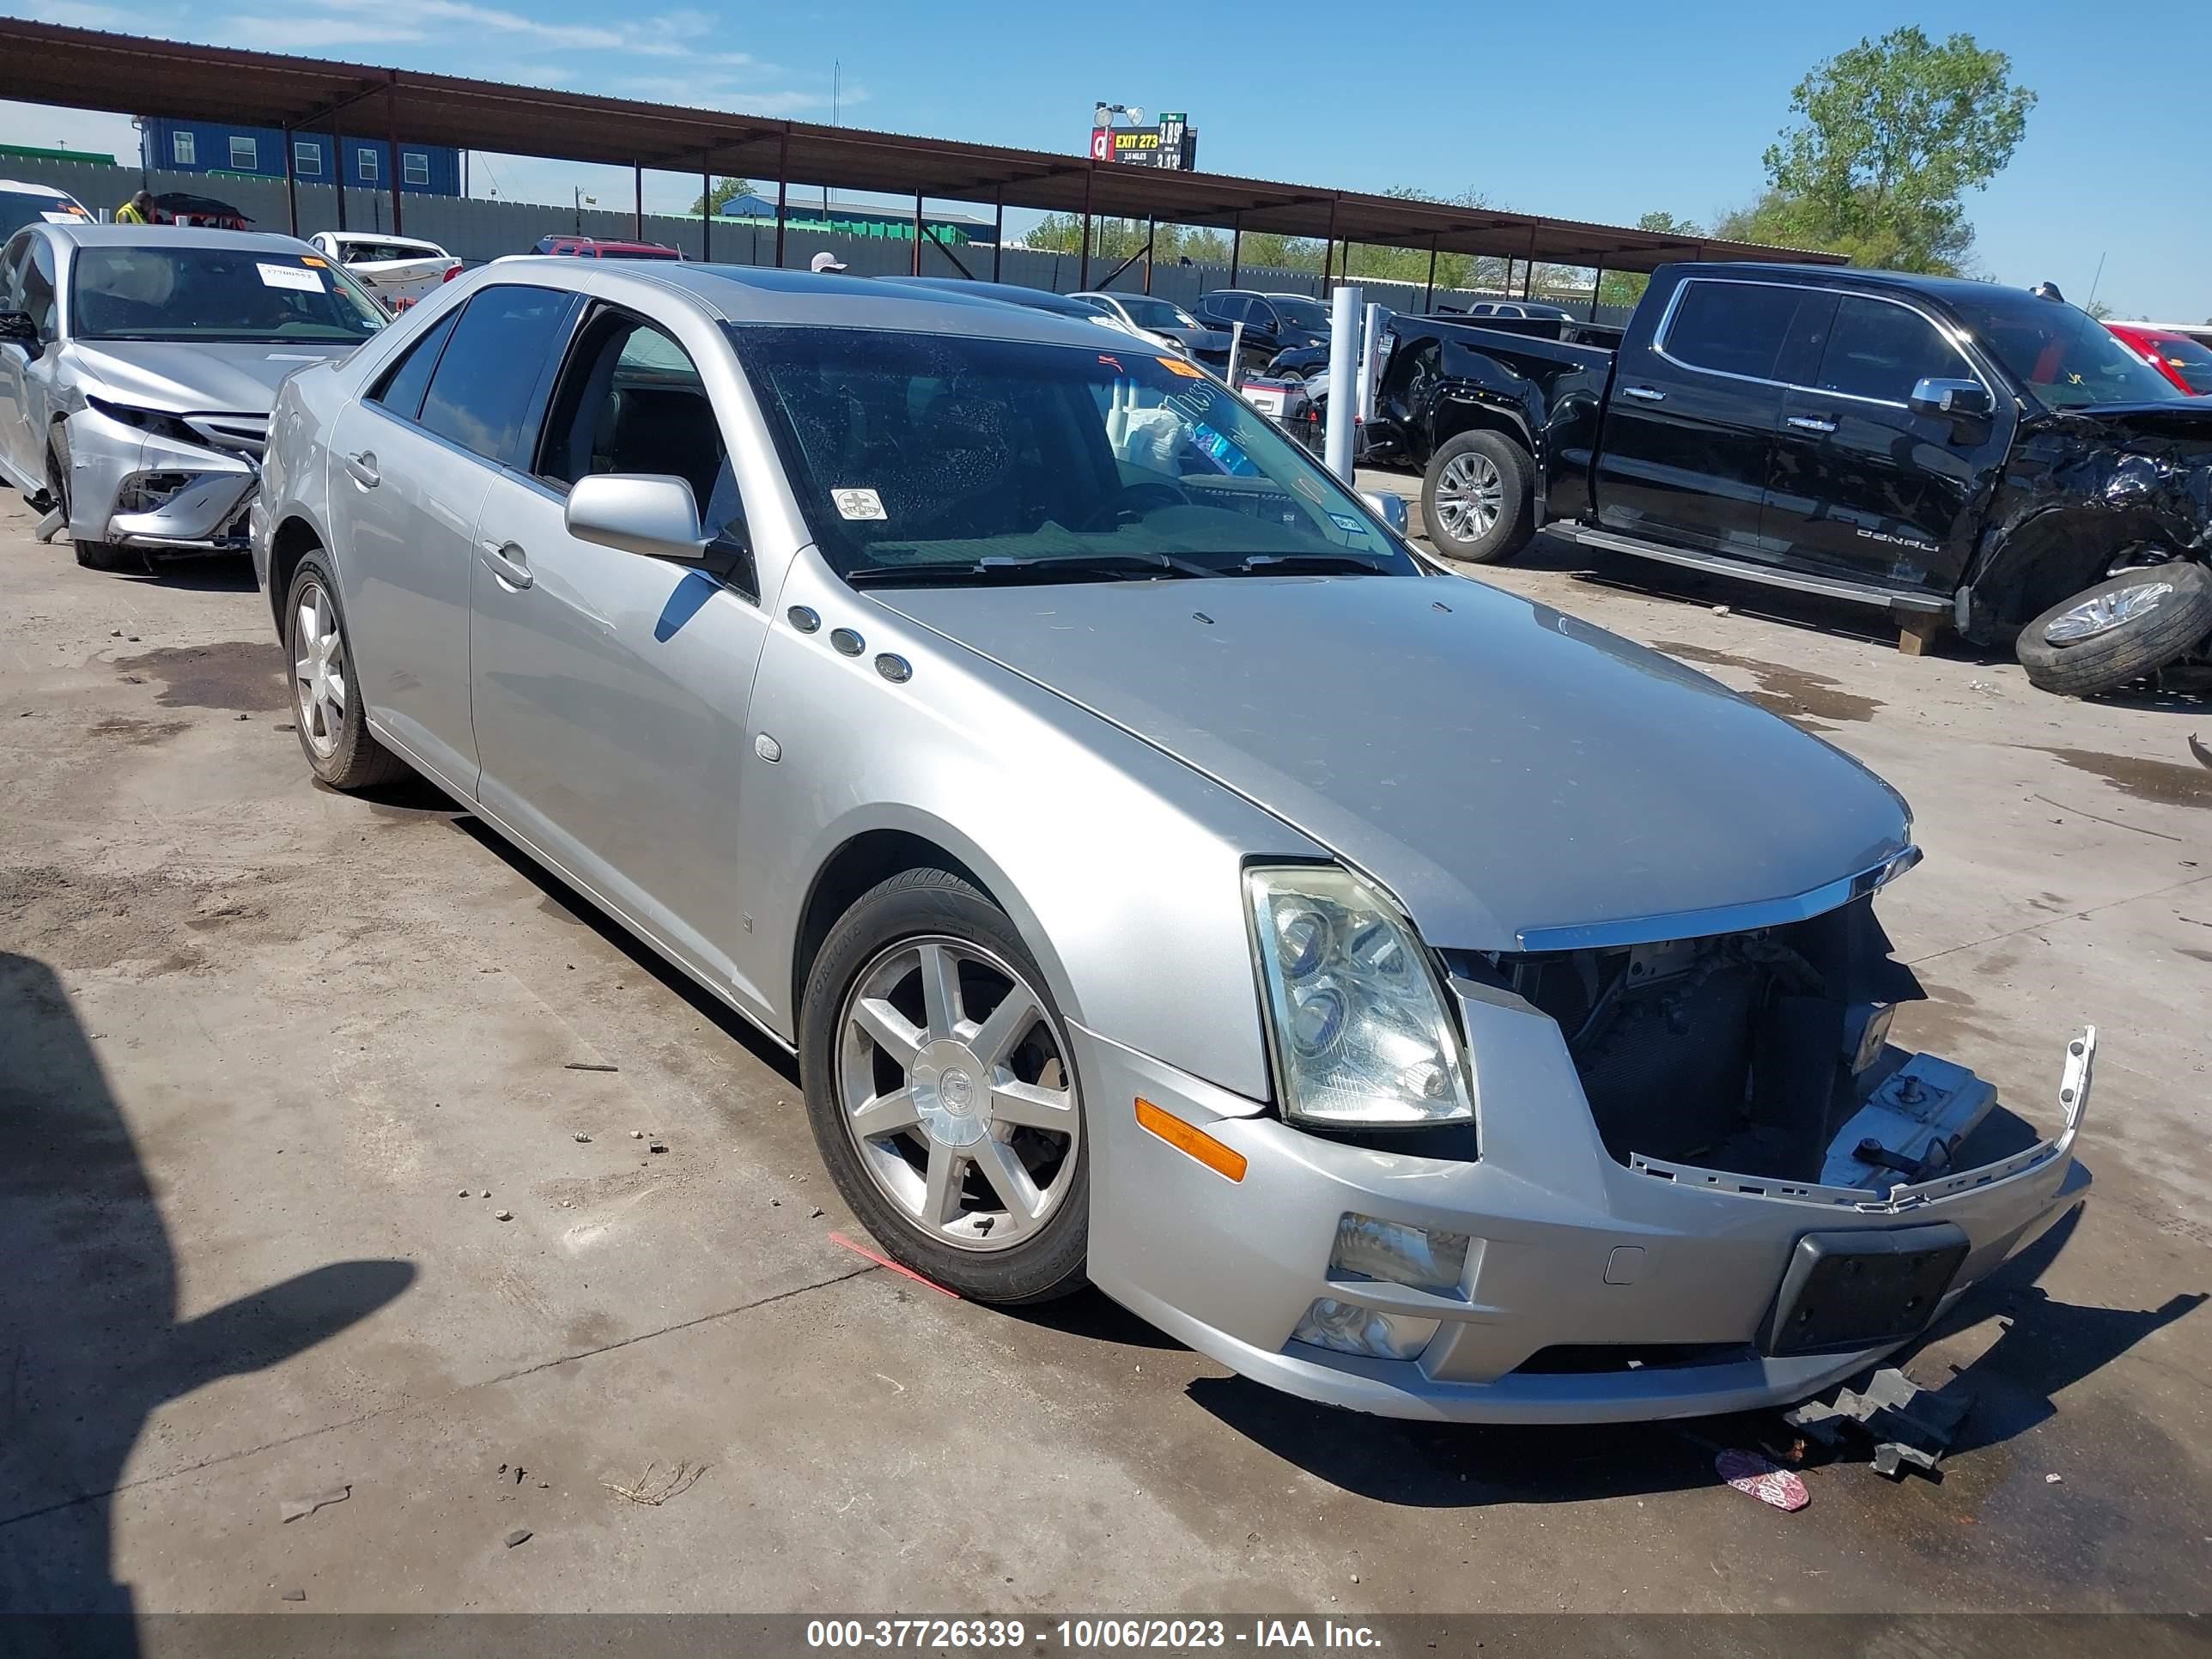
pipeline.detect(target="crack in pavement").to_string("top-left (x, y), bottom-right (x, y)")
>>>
top-left (1906, 872), bottom-right (2212, 970)
top-left (0, 1261), bottom-right (878, 1534)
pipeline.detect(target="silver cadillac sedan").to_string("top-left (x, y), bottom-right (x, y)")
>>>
top-left (252, 261), bottom-right (2091, 1423)
top-left (0, 223), bottom-right (385, 571)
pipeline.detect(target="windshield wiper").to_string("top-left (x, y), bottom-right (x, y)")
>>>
top-left (1221, 552), bottom-right (1392, 576)
top-left (846, 551), bottom-right (1212, 586)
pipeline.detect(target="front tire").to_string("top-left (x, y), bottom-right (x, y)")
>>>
top-left (799, 867), bottom-right (1089, 1305)
top-left (2015, 563), bottom-right (2212, 697)
top-left (283, 554), bottom-right (410, 789)
top-left (48, 441), bottom-right (140, 573)
top-left (1423, 429), bottom-right (1534, 564)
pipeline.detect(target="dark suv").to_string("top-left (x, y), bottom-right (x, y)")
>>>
top-left (1193, 289), bottom-right (1332, 373)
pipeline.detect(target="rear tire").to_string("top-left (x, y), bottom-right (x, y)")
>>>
top-left (1423, 429), bottom-right (1534, 564)
top-left (283, 554), bottom-right (410, 789)
top-left (2015, 563), bottom-right (2212, 697)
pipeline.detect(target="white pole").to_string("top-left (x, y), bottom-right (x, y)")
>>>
top-left (1357, 301), bottom-right (1384, 424)
top-left (1226, 319), bottom-right (1245, 389)
top-left (1324, 283), bottom-right (1360, 483)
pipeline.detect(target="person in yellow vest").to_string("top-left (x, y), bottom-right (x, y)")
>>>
top-left (113, 190), bottom-right (155, 225)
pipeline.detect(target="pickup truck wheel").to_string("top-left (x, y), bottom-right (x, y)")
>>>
top-left (1424, 431), bottom-right (1534, 564)
top-left (800, 867), bottom-right (1089, 1306)
top-left (2015, 563), bottom-right (2212, 698)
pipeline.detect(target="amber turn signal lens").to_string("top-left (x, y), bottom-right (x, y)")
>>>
top-left (1134, 1097), bottom-right (1247, 1182)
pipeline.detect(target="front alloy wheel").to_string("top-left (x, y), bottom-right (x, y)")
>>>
top-left (800, 867), bottom-right (1089, 1304)
top-left (836, 935), bottom-right (1080, 1250)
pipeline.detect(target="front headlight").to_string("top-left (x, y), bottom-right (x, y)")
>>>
top-left (1246, 865), bottom-right (1474, 1129)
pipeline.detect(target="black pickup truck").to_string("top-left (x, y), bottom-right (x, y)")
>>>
top-left (1372, 264), bottom-right (2212, 695)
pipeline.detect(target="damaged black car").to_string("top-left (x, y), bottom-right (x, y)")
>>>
top-left (1374, 265), bottom-right (2212, 696)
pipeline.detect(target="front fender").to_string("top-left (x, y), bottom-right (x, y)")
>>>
top-left (732, 552), bottom-right (1325, 1101)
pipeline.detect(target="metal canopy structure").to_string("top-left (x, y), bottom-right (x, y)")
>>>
top-left (0, 17), bottom-right (1842, 278)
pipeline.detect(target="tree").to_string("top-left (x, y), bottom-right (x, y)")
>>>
top-left (690, 177), bottom-right (757, 216)
top-left (1753, 27), bottom-right (2034, 274)
top-left (1598, 211), bottom-right (1704, 307)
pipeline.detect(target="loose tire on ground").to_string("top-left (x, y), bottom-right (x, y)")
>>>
top-left (799, 866), bottom-right (1089, 1306)
top-left (2015, 562), bottom-right (2212, 698)
top-left (1422, 428), bottom-right (1534, 564)
top-left (283, 554), bottom-right (410, 789)
top-left (47, 441), bottom-right (140, 573)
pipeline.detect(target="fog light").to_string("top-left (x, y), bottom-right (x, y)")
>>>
top-left (1291, 1297), bottom-right (1439, 1361)
top-left (1330, 1212), bottom-right (1470, 1297)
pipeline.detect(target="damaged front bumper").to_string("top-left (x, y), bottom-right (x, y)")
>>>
top-left (1076, 1006), bottom-right (2091, 1425)
top-left (61, 404), bottom-right (258, 553)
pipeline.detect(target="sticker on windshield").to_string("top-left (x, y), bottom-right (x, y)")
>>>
top-left (40, 210), bottom-right (88, 223)
top-left (1328, 513), bottom-right (1365, 534)
top-left (1156, 355), bottom-right (1203, 379)
top-left (300, 254), bottom-right (329, 268)
top-left (831, 487), bottom-right (887, 521)
top-left (257, 262), bottom-right (325, 294)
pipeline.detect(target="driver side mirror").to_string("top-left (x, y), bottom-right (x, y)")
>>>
top-left (1909, 377), bottom-right (1992, 421)
top-left (0, 310), bottom-right (40, 351)
top-left (565, 473), bottom-right (712, 562)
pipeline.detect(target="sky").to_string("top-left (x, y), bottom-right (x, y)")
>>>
top-left (4, 0), bottom-right (2209, 320)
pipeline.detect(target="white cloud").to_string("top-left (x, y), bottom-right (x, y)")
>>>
top-left (222, 16), bottom-right (428, 49)
top-left (17, 1), bottom-right (137, 27)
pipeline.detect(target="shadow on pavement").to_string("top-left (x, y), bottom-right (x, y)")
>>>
top-left (0, 952), bottom-right (415, 1618)
top-left (447, 817), bottom-right (803, 1086)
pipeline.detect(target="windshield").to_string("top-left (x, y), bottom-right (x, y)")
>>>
top-left (69, 244), bottom-right (387, 343)
top-left (1, 188), bottom-right (86, 240)
top-left (1115, 295), bottom-right (1201, 331)
top-left (1273, 297), bottom-right (1329, 332)
top-left (1946, 289), bottom-right (2185, 408)
top-left (732, 325), bottom-right (1417, 584)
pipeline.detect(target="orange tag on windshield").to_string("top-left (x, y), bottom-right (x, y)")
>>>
top-left (301, 255), bottom-right (328, 267)
top-left (1157, 356), bottom-right (1203, 378)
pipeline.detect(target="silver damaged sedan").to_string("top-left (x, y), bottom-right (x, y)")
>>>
top-left (252, 261), bottom-right (2093, 1422)
top-left (0, 224), bottom-right (385, 570)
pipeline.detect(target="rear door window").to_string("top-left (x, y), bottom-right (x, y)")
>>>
top-left (369, 308), bottom-right (460, 421)
top-left (1814, 296), bottom-right (1969, 405)
top-left (1658, 280), bottom-right (1805, 381)
top-left (418, 286), bottom-right (575, 466)
top-left (2147, 333), bottom-right (2212, 395)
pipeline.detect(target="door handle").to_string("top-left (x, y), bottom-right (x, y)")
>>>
top-left (478, 538), bottom-right (533, 591)
top-left (1620, 385), bottom-right (1667, 404)
top-left (1787, 414), bottom-right (1839, 434)
top-left (343, 450), bottom-right (380, 488)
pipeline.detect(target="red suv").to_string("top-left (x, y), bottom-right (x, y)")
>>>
top-left (530, 235), bottom-right (684, 261)
top-left (2105, 322), bottom-right (2212, 395)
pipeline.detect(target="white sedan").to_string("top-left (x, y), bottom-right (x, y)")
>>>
top-left (307, 232), bottom-right (460, 307)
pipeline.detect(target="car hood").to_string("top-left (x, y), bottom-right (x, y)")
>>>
top-left (874, 575), bottom-right (1912, 951)
top-left (66, 339), bottom-right (361, 415)
top-left (1160, 325), bottom-right (1231, 353)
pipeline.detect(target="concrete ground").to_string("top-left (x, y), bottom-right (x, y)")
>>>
top-left (2, 479), bottom-right (2207, 1623)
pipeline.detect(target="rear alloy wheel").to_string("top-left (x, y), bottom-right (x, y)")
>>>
top-left (801, 868), bottom-right (1088, 1304)
top-left (1424, 429), bottom-right (1534, 564)
top-left (48, 442), bottom-right (140, 573)
top-left (2015, 562), bottom-right (2212, 698)
top-left (284, 556), bottom-right (410, 789)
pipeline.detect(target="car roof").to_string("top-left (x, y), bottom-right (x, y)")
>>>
top-left (1668, 260), bottom-right (2061, 310)
top-left (41, 223), bottom-right (317, 254)
top-left (479, 259), bottom-right (1142, 349)
top-left (876, 276), bottom-right (1103, 316)
top-left (0, 178), bottom-right (79, 198)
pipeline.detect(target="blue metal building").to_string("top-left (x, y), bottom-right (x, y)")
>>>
top-left (137, 118), bottom-right (462, 195)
